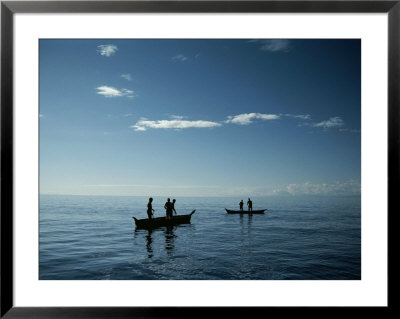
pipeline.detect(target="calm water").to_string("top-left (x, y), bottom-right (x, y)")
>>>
top-left (39, 195), bottom-right (361, 280)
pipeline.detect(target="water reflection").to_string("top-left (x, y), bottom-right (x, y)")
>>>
top-left (134, 226), bottom-right (179, 258)
top-left (145, 229), bottom-right (153, 258)
top-left (239, 214), bottom-right (253, 234)
top-left (164, 226), bottom-right (176, 256)
top-left (248, 214), bottom-right (253, 226)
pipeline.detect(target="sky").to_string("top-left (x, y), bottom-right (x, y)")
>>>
top-left (39, 39), bottom-right (361, 197)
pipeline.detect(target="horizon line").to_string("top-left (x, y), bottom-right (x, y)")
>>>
top-left (39, 193), bottom-right (361, 198)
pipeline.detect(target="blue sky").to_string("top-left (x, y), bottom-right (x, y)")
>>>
top-left (39, 39), bottom-right (361, 196)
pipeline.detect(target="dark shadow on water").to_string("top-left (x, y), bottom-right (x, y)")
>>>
top-left (248, 214), bottom-right (253, 226)
top-left (145, 229), bottom-right (153, 258)
top-left (164, 226), bottom-right (176, 255)
top-left (239, 214), bottom-right (253, 232)
top-left (134, 224), bottom-right (194, 258)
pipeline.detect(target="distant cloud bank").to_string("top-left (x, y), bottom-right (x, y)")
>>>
top-left (97, 44), bottom-right (118, 57)
top-left (271, 180), bottom-right (361, 196)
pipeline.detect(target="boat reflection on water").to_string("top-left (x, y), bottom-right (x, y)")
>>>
top-left (135, 225), bottom-right (185, 258)
top-left (145, 227), bottom-right (176, 257)
top-left (145, 229), bottom-right (153, 258)
top-left (239, 213), bottom-right (253, 225)
top-left (239, 213), bottom-right (254, 236)
top-left (133, 211), bottom-right (196, 258)
top-left (164, 226), bottom-right (176, 255)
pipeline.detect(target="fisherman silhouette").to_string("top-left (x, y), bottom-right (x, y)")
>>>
top-left (239, 200), bottom-right (244, 211)
top-left (172, 199), bottom-right (177, 215)
top-left (164, 198), bottom-right (173, 220)
top-left (247, 198), bottom-right (253, 211)
top-left (147, 197), bottom-right (155, 219)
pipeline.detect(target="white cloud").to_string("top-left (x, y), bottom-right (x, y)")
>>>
top-left (313, 116), bottom-right (344, 129)
top-left (225, 113), bottom-right (280, 125)
top-left (132, 124), bottom-right (147, 132)
top-left (172, 54), bottom-right (188, 62)
top-left (96, 86), bottom-right (135, 98)
top-left (121, 73), bottom-right (132, 81)
top-left (131, 117), bottom-right (221, 131)
top-left (97, 44), bottom-right (118, 57)
top-left (249, 39), bottom-right (291, 52)
top-left (272, 180), bottom-right (361, 196)
top-left (39, 114), bottom-right (44, 118)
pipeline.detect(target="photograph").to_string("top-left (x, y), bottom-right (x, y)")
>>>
top-left (39, 38), bottom-right (361, 280)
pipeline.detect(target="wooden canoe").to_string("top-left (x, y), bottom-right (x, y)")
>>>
top-left (133, 210), bottom-right (196, 229)
top-left (225, 208), bottom-right (266, 214)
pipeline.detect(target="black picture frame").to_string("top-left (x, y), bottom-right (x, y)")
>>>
top-left (1, 1), bottom-right (396, 317)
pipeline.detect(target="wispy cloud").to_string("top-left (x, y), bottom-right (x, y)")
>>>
top-left (170, 115), bottom-right (185, 120)
top-left (225, 113), bottom-right (280, 125)
top-left (249, 39), bottom-right (291, 52)
top-left (96, 86), bottom-right (135, 98)
top-left (97, 44), bottom-right (118, 57)
top-left (39, 114), bottom-right (44, 118)
top-left (313, 116), bottom-right (344, 129)
top-left (283, 113), bottom-right (311, 120)
top-left (121, 73), bottom-right (132, 81)
top-left (339, 128), bottom-right (361, 133)
top-left (172, 54), bottom-right (188, 62)
top-left (131, 117), bottom-right (222, 131)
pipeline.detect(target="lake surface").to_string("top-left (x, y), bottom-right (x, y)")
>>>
top-left (39, 195), bottom-right (361, 280)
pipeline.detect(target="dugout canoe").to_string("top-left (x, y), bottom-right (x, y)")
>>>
top-left (133, 210), bottom-right (196, 229)
top-left (225, 208), bottom-right (266, 214)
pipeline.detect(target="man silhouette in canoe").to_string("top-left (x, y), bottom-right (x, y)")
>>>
top-left (147, 197), bottom-right (155, 219)
top-left (247, 198), bottom-right (253, 211)
top-left (239, 200), bottom-right (244, 211)
top-left (172, 199), bottom-right (177, 215)
top-left (164, 198), bottom-right (173, 220)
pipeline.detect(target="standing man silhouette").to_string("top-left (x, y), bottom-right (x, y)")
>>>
top-left (239, 200), bottom-right (244, 211)
top-left (164, 198), bottom-right (173, 220)
top-left (172, 199), bottom-right (177, 215)
top-left (147, 197), bottom-right (155, 219)
top-left (247, 198), bottom-right (253, 211)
